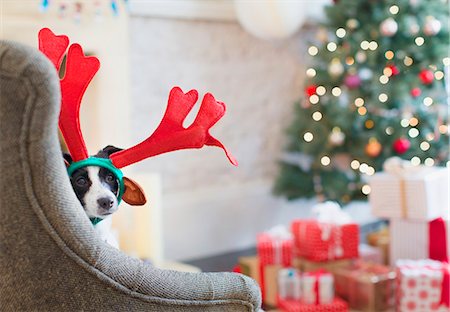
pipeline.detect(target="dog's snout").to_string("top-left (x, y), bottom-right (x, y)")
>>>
top-left (97, 197), bottom-right (114, 210)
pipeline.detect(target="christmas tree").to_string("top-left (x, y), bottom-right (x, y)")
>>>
top-left (275, 0), bottom-right (449, 204)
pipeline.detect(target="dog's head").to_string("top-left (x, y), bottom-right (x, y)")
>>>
top-left (64, 145), bottom-right (146, 219)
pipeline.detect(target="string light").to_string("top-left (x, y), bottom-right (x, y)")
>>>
top-left (327, 42), bottom-right (337, 52)
top-left (354, 98), bottom-right (364, 107)
top-left (366, 166), bottom-right (375, 176)
top-left (306, 68), bottom-right (317, 77)
top-left (423, 97), bottom-right (433, 106)
top-left (360, 41), bottom-right (370, 50)
top-left (368, 41), bottom-right (378, 51)
top-left (439, 125), bottom-right (448, 134)
top-left (312, 111), bottom-right (323, 121)
top-left (404, 57), bottom-right (413, 66)
top-left (443, 57), bottom-right (450, 66)
top-left (435, 71), bottom-right (444, 80)
top-left (383, 67), bottom-right (393, 77)
top-left (389, 5), bottom-right (399, 14)
top-left (336, 28), bottom-right (346, 38)
top-left (345, 57), bottom-right (355, 65)
top-left (358, 107), bottom-right (367, 115)
top-left (409, 117), bottom-right (419, 127)
top-left (365, 120), bottom-right (374, 129)
top-left (308, 46), bottom-right (319, 56)
top-left (420, 141), bottom-right (430, 151)
top-left (321, 156), bottom-right (331, 166)
top-left (362, 185), bottom-right (371, 195)
top-left (304, 132), bottom-right (314, 142)
top-left (408, 128), bottom-right (419, 138)
top-left (415, 37), bottom-right (425, 46)
top-left (350, 160), bottom-right (360, 169)
top-left (385, 127), bottom-right (394, 135)
top-left (332, 87), bottom-right (342, 96)
top-left (310, 95), bottom-right (320, 104)
top-left (359, 163), bottom-right (369, 173)
top-left (426, 133), bottom-right (435, 141)
top-left (379, 93), bottom-right (388, 102)
top-left (424, 158), bottom-right (435, 166)
top-left (316, 86), bottom-right (326, 95)
top-left (411, 156), bottom-right (421, 166)
top-left (379, 75), bottom-right (389, 84)
top-left (385, 50), bottom-right (394, 60)
top-left (400, 119), bottom-right (409, 127)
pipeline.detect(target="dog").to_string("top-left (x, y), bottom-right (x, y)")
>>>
top-left (64, 145), bottom-right (146, 248)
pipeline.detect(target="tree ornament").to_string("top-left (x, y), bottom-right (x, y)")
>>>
top-left (419, 69), bottom-right (434, 85)
top-left (387, 64), bottom-right (399, 76)
top-left (329, 127), bottom-right (345, 146)
top-left (344, 73), bottom-right (361, 89)
top-left (365, 138), bottom-right (382, 157)
top-left (380, 18), bottom-right (398, 37)
top-left (359, 68), bottom-right (373, 80)
top-left (393, 137), bottom-right (411, 154)
top-left (305, 85), bottom-right (317, 97)
top-left (411, 87), bottom-right (421, 97)
top-left (424, 16), bottom-right (442, 36)
top-left (328, 59), bottom-right (344, 77)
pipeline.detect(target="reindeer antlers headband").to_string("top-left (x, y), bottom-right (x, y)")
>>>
top-left (38, 28), bottom-right (237, 200)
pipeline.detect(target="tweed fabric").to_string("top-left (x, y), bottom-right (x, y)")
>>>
top-left (0, 40), bottom-right (261, 311)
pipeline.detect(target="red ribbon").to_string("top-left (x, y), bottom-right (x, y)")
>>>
top-left (440, 266), bottom-right (449, 307)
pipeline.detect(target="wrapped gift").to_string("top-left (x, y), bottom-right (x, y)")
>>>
top-left (396, 260), bottom-right (450, 312)
top-left (278, 268), bottom-right (302, 300)
top-left (302, 270), bottom-right (334, 304)
top-left (238, 256), bottom-right (260, 284)
top-left (277, 297), bottom-right (348, 312)
top-left (291, 202), bottom-right (359, 262)
top-left (257, 225), bottom-right (293, 266)
top-left (294, 257), bottom-right (353, 274)
top-left (359, 243), bottom-right (383, 264)
top-left (367, 227), bottom-right (390, 265)
top-left (262, 264), bottom-right (283, 307)
top-left (369, 158), bottom-right (449, 220)
top-left (390, 217), bottom-right (449, 265)
top-left (334, 261), bottom-right (396, 311)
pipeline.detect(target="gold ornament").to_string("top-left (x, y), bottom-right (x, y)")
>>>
top-left (365, 138), bottom-right (382, 157)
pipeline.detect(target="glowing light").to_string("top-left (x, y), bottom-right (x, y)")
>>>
top-left (411, 156), bottom-right (421, 166)
top-left (444, 57), bottom-right (450, 66)
top-left (336, 28), bottom-right (346, 38)
top-left (308, 46), bottom-right (319, 56)
top-left (425, 158), bottom-right (435, 166)
top-left (321, 156), bottom-right (331, 166)
top-left (389, 5), bottom-right (399, 14)
top-left (316, 86), bottom-right (326, 95)
top-left (304, 132), bottom-right (314, 142)
top-left (358, 107), bottom-right (367, 115)
top-left (408, 128), bottom-right (419, 138)
top-left (332, 87), bottom-right (342, 96)
top-left (366, 166), bottom-right (375, 176)
top-left (404, 57), bottom-right (413, 66)
top-left (359, 163), bottom-right (369, 173)
top-left (379, 75), bottom-right (389, 84)
top-left (439, 125), bottom-right (448, 134)
top-left (362, 185), bottom-right (371, 195)
top-left (368, 41), bottom-right (378, 51)
top-left (385, 50), bottom-right (394, 60)
top-left (345, 57), bottom-right (355, 65)
top-left (423, 97), bottom-right (433, 106)
top-left (435, 71), bottom-right (444, 80)
top-left (351, 160), bottom-right (360, 169)
top-left (409, 117), bottom-right (419, 127)
top-left (426, 133), bottom-right (435, 141)
top-left (306, 68), bottom-right (317, 77)
top-left (420, 141), bottom-right (430, 151)
top-left (310, 95), bottom-right (320, 104)
top-left (360, 41), bottom-right (370, 50)
top-left (400, 119), bottom-right (410, 127)
top-left (327, 42), bottom-right (337, 52)
top-left (354, 98), bottom-right (364, 107)
top-left (385, 127), bottom-right (394, 135)
top-left (379, 93), bottom-right (388, 102)
top-left (365, 120), bottom-right (374, 129)
top-left (312, 111), bottom-right (323, 121)
top-left (383, 67), bottom-right (393, 77)
top-left (415, 37), bottom-right (425, 46)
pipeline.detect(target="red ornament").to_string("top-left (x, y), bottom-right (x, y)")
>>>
top-left (388, 64), bottom-right (400, 76)
top-left (305, 85), bottom-right (317, 97)
top-left (411, 88), bottom-right (421, 98)
top-left (393, 137), bottom-right (411, 154)
top-left (419, 69), bottom-right (434, 85)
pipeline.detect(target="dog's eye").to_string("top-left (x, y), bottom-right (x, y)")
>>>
top-left (76, 177), bottom-right (87, 186)
top-left (106, 174), bottom-right (115, 183)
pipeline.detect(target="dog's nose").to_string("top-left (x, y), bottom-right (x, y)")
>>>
top-left (97, 197), bottom-right (114, 210)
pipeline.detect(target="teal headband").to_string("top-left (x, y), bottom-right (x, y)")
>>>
top-left (67, 157), bottom-right (126, 223)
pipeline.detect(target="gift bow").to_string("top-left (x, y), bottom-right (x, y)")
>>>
top-left (312, 201), bottom-right (352, 225)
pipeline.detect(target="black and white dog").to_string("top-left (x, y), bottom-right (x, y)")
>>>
top-left (64, 146), bottom-right (146, 247)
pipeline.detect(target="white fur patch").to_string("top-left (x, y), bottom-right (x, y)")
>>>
top-left (84, 166), bottom-right (119, 219)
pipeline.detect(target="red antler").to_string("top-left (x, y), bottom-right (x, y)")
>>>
top-left (38, 28), bottom-right (100, 162)
top-left (110, 87), bottom-right (238, 168)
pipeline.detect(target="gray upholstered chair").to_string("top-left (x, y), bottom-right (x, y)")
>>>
top-left (0, 40), bottom-right (261, 311)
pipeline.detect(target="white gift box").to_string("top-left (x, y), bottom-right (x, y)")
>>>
top-left (396, 260), bottom-right (449, 312)
top-left (302, 271), bottom-right (334, 305)
top-left (277, 268), bottom-right (301, 300)
top-left (369, 166), bottom-right (449, 221)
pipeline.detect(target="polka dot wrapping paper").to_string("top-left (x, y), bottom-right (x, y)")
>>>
top-left (396, 259), bottom-right (450, 312)
top-left (277, 296), bottom-right (348, 312)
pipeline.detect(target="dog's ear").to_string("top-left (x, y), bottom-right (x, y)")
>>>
top-left (122, 177), bottom-right (147, 206)
top-left (101, 145), bottom-right (123, 157)
top-left (63, 153), bottom-right (72, 168)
